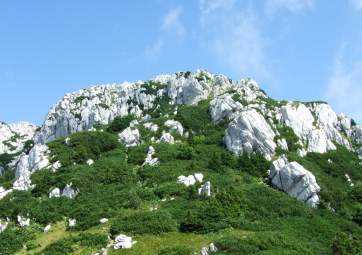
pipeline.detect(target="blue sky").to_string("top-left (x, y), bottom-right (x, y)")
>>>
top-left (1, 0), bottom-right (362, 125)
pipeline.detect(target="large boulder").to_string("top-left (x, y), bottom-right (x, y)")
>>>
top-left (118, 127), bottom-right (140, 147)
top-left (224, 109), bottom-right (276, 160)
top-left (164, 120), bottom-right (184, 136)
top-left (114, 234), bottom-right (136, 249)
top-left (268, 155), bottom-right (320, 207)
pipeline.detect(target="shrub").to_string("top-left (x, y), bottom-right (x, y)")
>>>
top-left (238, 153), bottom-right (270, 178)
top-left (107, 115), bottom-right (135, 133)
top-left (48, 131), bottom-right (118, 166)
top-left (0, 227), bottom-right (36, 255)
top-left (159, 246), bottom-right (193, 255)
top-left (110, 211), bottom-right (178, 235)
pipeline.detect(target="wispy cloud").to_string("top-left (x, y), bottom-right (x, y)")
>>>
top-left (351, 0), bottom-right (362, 11)
top-left (325, 45), bottom-right (362, 123)
top-left (265, 0), bottom-right (313, 14)
top-left (199, 0), bottom-right (269, 79)
top-left (144, 6), bottom-right (185, 61)
top-left (161, 6), bottom-right (185, 37)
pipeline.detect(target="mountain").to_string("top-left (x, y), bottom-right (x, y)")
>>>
top-left (0, 70), bottom-right (361, 255)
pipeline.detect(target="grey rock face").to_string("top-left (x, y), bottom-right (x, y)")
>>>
top-left (198, 181), bottom-right (211, 197)
top-left (0, 122), bottom-right (37, 155)
top-left (118, 127), bottom-right (140, 147)
top-left (164, 120), bottom-right (184, 136)
top-left (13, 144), bottom-right (50, 191)
top-left (268, 156), bottom-right (320, 207)
top-left (114, 234), bottom-right (136, 249)
top-left (142, 146), bottom-right (159, 166)
top-left (200, 243), bottom-right (218, 255)
top-left (224, 109), bottom-right (276, 160)
top-left (62, 183), bottom-right (78, 199)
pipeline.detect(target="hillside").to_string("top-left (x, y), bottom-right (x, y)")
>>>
top-left (0, 70), bottom-right (361, 255)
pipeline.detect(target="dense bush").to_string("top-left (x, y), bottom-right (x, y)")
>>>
top-left (38, 233), bottom-right (107, 255)
top-left (110, 211), bottom-right (178, 235)
top-left (158, 246), bottom-right (193, 255)
top-left (215, 232), bottom-right (313, 255)
top-left (107, 114), bottom-right (135, 133)
top-left (48, 131), bottom-right (118, 166)
top-left (0, 226), bottom-right (36, 255)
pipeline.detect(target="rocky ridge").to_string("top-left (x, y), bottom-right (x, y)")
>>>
top-left (1, 70), bottom-right (362, 207)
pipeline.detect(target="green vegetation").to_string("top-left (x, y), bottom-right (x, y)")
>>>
top-left (0, 98), bottom-right (361, 255)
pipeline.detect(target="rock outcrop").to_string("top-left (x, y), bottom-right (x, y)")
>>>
top-left (198, 181), bottom-right (211, 197)
top-left (13, 144), bottom-right (50, 191)
top-left (142, 146), bottom-right (159, 166)
top-left (0, 122), bottom-right (37, 155)
top-left (118, 127), bottom-right (140, 147)
top-left (113, 234), bottom-right (136, 249)
top-left (200, 243), bottom-right (218, 255)
top-left (224, 109), bottom-right (276, 160)
top-left (268, 156), bottom-right (320, 207)
top-left (177, 173), bottom-right (203, 187)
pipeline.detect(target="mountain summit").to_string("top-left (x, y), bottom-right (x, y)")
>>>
top-left (0, 70), bottom-right (361, 255)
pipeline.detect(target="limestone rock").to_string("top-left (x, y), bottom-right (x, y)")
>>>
top-left (49, 187), bottom-right (61, 198)
top-left (0, 220), bottom-right (8, 233)
top-left (177, 173), bottom-right (203, 187)
top-left (209, 94), bottom-right (243, 124)
top-left (200, 243), bottom-right (218, 255)
top-left (198, 181), bottom-right (211, 197)
top-left (100, 218), bottom-right (108, 224)
top-left (277, 138), bottom-right (288, 151)
top-left (118, 127), bottom-right (140, 147)
top-left (114, 234), bottom-right (136, 249)
top-left (13, 144), bottom-right (50, 191)
top-left (44, 224), bottom-right (52, 233)
top-left (268, 156), bottom-right (320, 207)
top-left (143, 146), bottom-right (159, 166)
top-left (164, 120), bottom-right (184, 136)
top-left (345, 174), bottom-right (354, 187)
top-left (157, 132), bottom-right (175, 144)
top-left (0, 122), bottom-right (37, 155)
top-left (62, 183), bottom-right (78, 199)
top-left (224, 109), bottom-right (276, 160)
top-left (68, 218), bottom-right (76, 227)
top-left (0, 186), bottom-right (13, 200)
top-left (297, 148), bottom-right (307, 157)
top-left (86, 159), bottom-right (94, 165)
top-left (17, 215), bottom-right (30, 227)
top-left (143, 122), bottom-right (158, 132)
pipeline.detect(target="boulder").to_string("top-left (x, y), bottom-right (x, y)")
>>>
top-left (157, 132), bottom-right (175, 144)
top-left (224, 109), bottom-right (276, 160)
top-left (44, 224), bottom-right (52, 233)
top-left (114, 234), bottom-right (136, 249)
top-left (164, 120), bottom-right (184, 136)
top-left (177, 173), bottom-right (203, 187)
top-left (118, 127), bottom-right (140, 147)
top-left (198, 181), bottom-right (211, 197)
top-left (99, 218), bottom-right (108, 224)
top-left (49, 187), bottom-right (61, 198)
top-left (17, 215), bottom-right (30, 227)
top-left (268, 156), bottom-right (320, 207)
top-left (68, 218), bottom-right (76, 227)
top-left (62, 183), bottom-right (78, 199)
top-left (143, 122), bottom-right (158, 132)
top-left (0, 220), bottom-right (8, 233)
top-left (86, 159), bottom-right (94, 165)
top-left (143, 146), bottom-right (159, 166)
top-left (296, 148), bottom-right (307, 157)
top-left (200, 243), bottom-right (218, 255)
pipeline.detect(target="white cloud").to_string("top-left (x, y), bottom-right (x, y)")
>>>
top-left (351, 0), bottom-right (362, 11)
top-left (144, 6), bottom-right (185, 61)
top-left (161, 6), bottom-right (185, 37)
top-left (266, 0), bottom-right (313, 14)
top-left (325, 48), bottom-right (362, 123)
top-left (145, 39), bottom-right (164, 61)
top-left (199, 0), bottom-right (269, 78)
